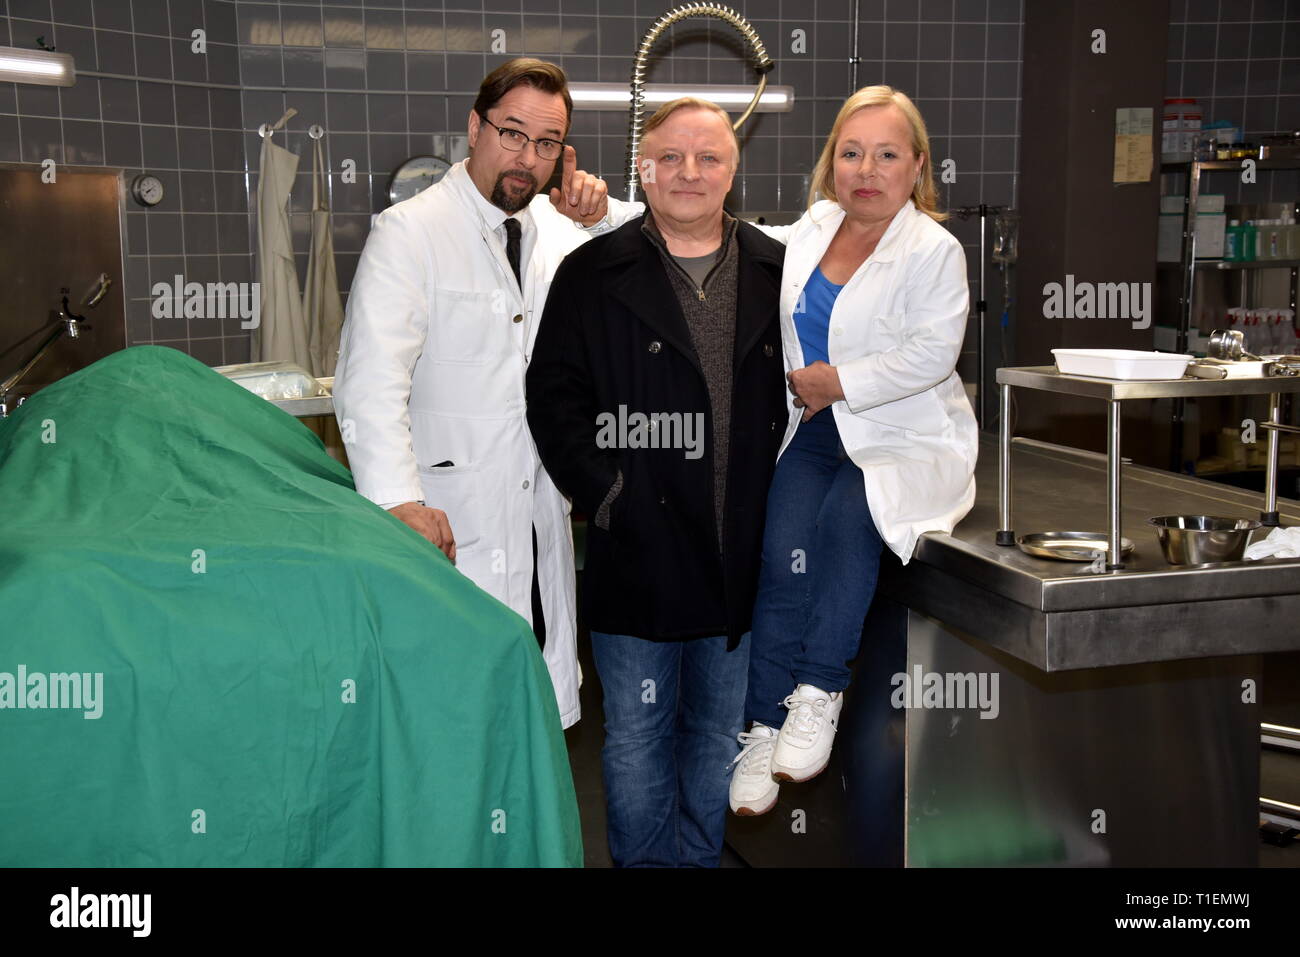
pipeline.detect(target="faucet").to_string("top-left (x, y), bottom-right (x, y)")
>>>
top-left (0, 275), bottom-right (108, 417)
top-left (625, 3), bottom-right (775, 202)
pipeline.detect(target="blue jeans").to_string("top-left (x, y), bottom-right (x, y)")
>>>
top-left (589, 630), bottom-right (750, 867)
top-left (745, 407), bottom-right (884, 730)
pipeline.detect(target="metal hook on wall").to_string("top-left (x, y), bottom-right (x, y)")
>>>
top-left (308, 124), bottom-right (325, 140)
top-left (257, 107), bottom-right (299, 140)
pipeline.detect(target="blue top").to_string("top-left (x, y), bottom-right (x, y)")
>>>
top-left (795, 266), bottom-right (844, 366)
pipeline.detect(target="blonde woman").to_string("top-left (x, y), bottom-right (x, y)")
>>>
top-left (729, 86), bottom-right (978, 816)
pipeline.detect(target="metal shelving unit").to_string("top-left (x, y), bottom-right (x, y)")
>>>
top-left (1159, 157), bottom-right (1300, 472)
top-left (995, 366), bottom-right (1300, 569)
top-left (1158, 258), bottom-right (1300, 271)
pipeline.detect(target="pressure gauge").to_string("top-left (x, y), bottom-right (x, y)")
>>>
top-left (387, 155), bottom-right (451, 206)
top-left (130, 173), bottom-right (164, 207)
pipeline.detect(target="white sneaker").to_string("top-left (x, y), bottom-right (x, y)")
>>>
top-left (771, 684), bottom-right (843, 783)
top-left (728, 723), bottom-right (780, 816)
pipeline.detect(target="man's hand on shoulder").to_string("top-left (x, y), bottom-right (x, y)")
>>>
top-left (549, 144), bottom-right (609, 227)
top-left (388, 502), bottom-right (457, 562)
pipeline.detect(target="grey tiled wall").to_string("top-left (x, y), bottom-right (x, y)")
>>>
top-left (1165, 0), bottom-right (1300, 204)
top-left (0, 0), bottom-right (1023, 366)
top-left (2, 0), bottom-right (253, 364)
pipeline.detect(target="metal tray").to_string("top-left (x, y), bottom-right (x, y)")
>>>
top-left (1016, 531), bottom-right (1136, 562)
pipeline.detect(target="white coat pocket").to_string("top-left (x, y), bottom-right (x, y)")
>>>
top-left (858, 314), bottom-right (949, 435)
top-left (417, 462), bottom-right (484, 550)
top-left (859, 390), bottom-right (948, 435)
top-left (873, 312), bottom-right (907, 345)
top-left (433, 288), bottom-right (503, 363)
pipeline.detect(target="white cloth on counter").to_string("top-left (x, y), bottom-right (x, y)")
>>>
top-left (1245, 526), bottom-right (1300, 560)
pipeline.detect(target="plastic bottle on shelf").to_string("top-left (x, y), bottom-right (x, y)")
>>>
top-left (1269, 310), bottom-right (1286, 354)
top-left (1281, 309), bottom-right (1298, 354)
top-left (1162, 98), bottom-right (1201, 159)
top-left (1225, 220), bottom-right (1243, 261)
top-left (1227, 308), bottom-right (1245, 347)
top-left (1254, 221), bottom-right (1270, 260)
top-left (1241, 221), bottom-right (1257, 262)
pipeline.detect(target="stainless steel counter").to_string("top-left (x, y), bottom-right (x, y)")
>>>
top-left (887, 434), bottom-right (1300, 671)
top-left (269, 376), bottom-right (335, 418)
top-left (997, 365), bottom-right (1300, 399)
top-left (996, 366), bottom-right (1300, 566)
top-left (731, 434), bottom-right (1290, 867)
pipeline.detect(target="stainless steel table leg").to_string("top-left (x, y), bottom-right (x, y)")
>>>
top-left (997, 383), bottom-right (1014, 545)
top-left (1107, 399), bottom-right (1124, 569)
top-left (1263, 392), bottom-right (1281, 527)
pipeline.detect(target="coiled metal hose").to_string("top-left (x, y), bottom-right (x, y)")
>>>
top-left (625, 4), bottom-right (775, 201)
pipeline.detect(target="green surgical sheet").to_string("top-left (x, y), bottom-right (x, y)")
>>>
top-left (0, 346), bottom-right (582, 867)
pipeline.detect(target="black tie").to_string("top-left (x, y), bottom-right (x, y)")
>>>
top-left (503, 217), bottom-right (523, 292)
top-left (504, 215), bottom-right (543, 647)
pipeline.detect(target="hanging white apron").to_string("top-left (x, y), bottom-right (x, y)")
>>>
top-left (301, 133), bottom-right (348, 462)
top-left (252, 108), bottom-right (311, 368)
top-left (303, 135), bottom-right (345, 378)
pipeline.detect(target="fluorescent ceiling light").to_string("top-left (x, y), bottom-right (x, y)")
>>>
top-left (0, 45), bottom-right (76, 87)
top-left (569, 82), bottom-right (793, 112)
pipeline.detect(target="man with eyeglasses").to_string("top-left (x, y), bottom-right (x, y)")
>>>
top-left (334, 58), bottom-right (639, 731)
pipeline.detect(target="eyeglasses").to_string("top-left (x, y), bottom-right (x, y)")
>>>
top-left (478, 114), bottom-right (565, 162)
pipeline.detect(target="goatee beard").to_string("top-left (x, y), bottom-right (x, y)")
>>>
top-left (491, 170), bottom-right (538, 213)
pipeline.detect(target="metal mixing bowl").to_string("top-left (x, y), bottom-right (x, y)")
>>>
top-left (1147, 515), bottom-right (1261, 565)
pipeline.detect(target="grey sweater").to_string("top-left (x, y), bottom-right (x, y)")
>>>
top-left (594, 212), bottom-right (741, 551)
top-left (642, 211), bottom-right (740, 549)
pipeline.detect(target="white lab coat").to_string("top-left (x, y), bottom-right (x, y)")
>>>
top-left (333, 159), bottom-right (633, 729)
top-left (774, 199), bottom-right (978, 562)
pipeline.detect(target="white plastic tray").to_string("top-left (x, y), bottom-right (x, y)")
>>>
top-left (1051, 348), bottom-right (1192, 380)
